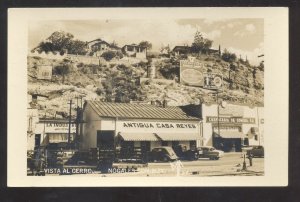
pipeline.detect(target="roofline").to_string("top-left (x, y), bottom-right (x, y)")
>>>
top-left (85, 101), bottom-right (202, 121)
top-left (87, 38), bottom-right (103, 43)
top-left (90, 41), bottom-right (111, 46)
top-left (202, 102), bottom-right (264, 108)
top-left (96, 116), bottom-right (201, 121)
top-left (122, 44), bottom-right (147, 49)
top-left (39, 119), bottom-right (76, 122)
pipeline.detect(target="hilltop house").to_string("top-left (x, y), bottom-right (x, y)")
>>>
top-left (122, 44), bottom-right (147, 59)
top-left (172, 46), bottom-right (191, 56)
top-left (86, 39), bottom-right (120, 57)
top-left (172, 45), bottom-right (221, 56)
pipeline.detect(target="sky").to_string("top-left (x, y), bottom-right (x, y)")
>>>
top-left (29, 19), bottom-right (264, 65)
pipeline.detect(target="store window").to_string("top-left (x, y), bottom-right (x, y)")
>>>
top-left (120, 141), bottom-right (134, 159)
top-left (244, 138), bottom-right (249, 146)
top-left (34, 134), bottom-right (41, 148)
top-left (48, 133), bottom-right (69, 143)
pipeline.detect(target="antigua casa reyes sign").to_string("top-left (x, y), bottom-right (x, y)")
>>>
top-left (118, 121), bottom-right (199, 133)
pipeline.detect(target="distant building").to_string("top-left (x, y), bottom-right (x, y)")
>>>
top-left (172, 46), bottom-right (191, 56)
top-left (122, 44), bottom-right (147, 59)
top-left (201, 103), bottom-right (264, 152)
top-left (32, 118), bottom-right (77, 150)
top-left (86, 39), bottom-right (120, 57)
top-left (207, 48), bottom-right (220, 56)
top-left (172, 45), bottom-right (221, 56)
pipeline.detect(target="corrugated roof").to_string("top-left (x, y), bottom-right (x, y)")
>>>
top-left (87, 101), bottom-right (200, 120)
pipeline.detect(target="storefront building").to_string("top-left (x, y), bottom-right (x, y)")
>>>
top-left (33, 118), bottom-right (77, 149)
top-left (201, 103), bottom-right (264, 152)
top-left (80, 101), bottom-right (203, 157)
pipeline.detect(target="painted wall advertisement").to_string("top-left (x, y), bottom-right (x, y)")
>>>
top-left (37, 65), bottom-right (53, 80)
top-left (179, 59), bottom-right (222, 88)
top-left (180, 60), bottom-right (205, 86)
top-left (36, 121), bottom-right (77, 134)
top-left (206, 116), bottom-right (256, 124)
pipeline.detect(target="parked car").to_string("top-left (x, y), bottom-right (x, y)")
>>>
top-left (173, 144), bottom-right (199, 161)
top-left (246, 145), bottom-right (264, 158)
top-left (149, 147), bottom-right (178, 162)
top-left (196, 146), bottom-right (224, 160)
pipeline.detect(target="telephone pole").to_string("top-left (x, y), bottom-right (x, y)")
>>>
top-left (68, 100), bottom-right (72, 146)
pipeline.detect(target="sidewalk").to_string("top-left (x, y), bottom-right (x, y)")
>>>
top-left (187, 160), bottom-right (264, 177)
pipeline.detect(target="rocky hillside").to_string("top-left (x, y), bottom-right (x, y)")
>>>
top-left (27, 54), bottom-right (264, 118)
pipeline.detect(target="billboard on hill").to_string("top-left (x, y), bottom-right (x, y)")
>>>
top-left (179, 59), bottom-right (205, 87)
top-left (179, 58), bottom-right (223, 89)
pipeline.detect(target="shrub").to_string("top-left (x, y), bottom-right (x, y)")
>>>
top-left (53, 64), bottom-right (70, 76)
top-left (53, 63), bottom-right (71, 83)
top-left (77, 62), bottom-right (84, 68)
top-left (159, 63), bottom-right (180, 80)
top-left (221, 49), bottom-right (237, 63)
top-left (95, 88), bottom-right (104, 95)
top-left (102, 51), bottom-right (116, 61)
top-left (32, 56), bottom-right (42, 60)
top-left (115, 51), bottom-right (124, 59)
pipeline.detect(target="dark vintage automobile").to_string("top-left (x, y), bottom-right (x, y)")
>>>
top-left (195, 146), bottom-right (224, 160)
top-left (149, 147), bottom-right (178, 162)
top-left (246, 145), bottom-right (264, 157)
top-left (173, 144), bottom-right (199, 161)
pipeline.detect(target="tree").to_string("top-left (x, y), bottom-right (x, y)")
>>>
top-left (101, 51), bottom-right (116, 61)
top-left (191, 31), bottom-right (213, 54)
top-left (47, 31), bottom-right (74, 51)
top-left (54, 62), bottom-right (71, 84)
top-left (139, 41), bottom-right (152, 50)
top-left (258, 61), bottom-right (264, 71)
top-left (67, 40), bottom-right (88, 55)
top-left (221, 49), bottom-right (237, 63)
top-left (36, 42), bottom-right (55, 53)
top-left (34, 31), bottom-right (88, 55)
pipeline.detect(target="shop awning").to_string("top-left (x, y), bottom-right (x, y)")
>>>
top-left (217, 131), bottom-right (246, 139)
top-left (155, 133), bottom-right (203, 141)
top-left (118, 132), bottom-right (159, 141)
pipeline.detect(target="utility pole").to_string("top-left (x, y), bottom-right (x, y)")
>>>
top-left (75, 96), bottom-right (81, 149)
top-left (68, 100), bottom-right (72, 146)
top-left (257, 107), bottom-right (260, 146)
top-left (217, 90), bottom-right (220, 145)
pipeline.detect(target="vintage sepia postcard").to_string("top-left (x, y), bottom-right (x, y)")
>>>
top-left (7, 7), bottom-right (288, 187)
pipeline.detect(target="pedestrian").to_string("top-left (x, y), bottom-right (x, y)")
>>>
top-left (248, 153), bottom-right (253, 166)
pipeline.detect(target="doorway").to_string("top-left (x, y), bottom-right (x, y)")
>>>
top-left (97, 130), bottom-right (115, 149)
top-left (34, 134), bottom-right (41, 148)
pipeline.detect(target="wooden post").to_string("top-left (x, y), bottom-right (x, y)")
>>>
top-left (68, 100), bottom-right (72, 145)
